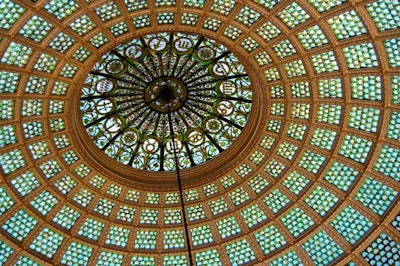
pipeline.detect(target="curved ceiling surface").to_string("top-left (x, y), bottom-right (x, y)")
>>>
top-left (0, 0), bottom-right (399, 265)
top-left (80, 32), bottom-right (253, 173)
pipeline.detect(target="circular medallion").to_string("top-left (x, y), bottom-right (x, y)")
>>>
top-left (80, 32), bottom-right (253, 171)
top-left (144, 77), bottom-right (188, 113)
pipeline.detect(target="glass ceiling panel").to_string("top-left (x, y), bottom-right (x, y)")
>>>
top-left (81, 32), bottom-right (252, 171)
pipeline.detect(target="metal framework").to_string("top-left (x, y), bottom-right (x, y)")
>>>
top-left (81, 32), bottom-right (252, 172)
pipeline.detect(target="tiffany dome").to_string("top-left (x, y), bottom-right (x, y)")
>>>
top-left (79, 32), bottom-right (254, 176)
top-left (0, 0), bottom-right (400, 266)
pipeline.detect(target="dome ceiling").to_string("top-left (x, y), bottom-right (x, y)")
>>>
top-left (80, 32), bottom-right (253, 174)
top-left (0, 0), bottom-right (399, 265)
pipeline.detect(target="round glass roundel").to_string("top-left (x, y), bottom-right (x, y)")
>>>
top-left (80, 32), bottom-right (252, 171)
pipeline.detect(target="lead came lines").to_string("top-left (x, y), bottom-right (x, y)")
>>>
top-left (80, 32), bottom-right (253, 171)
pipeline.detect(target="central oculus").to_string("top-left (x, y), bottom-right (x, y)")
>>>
top-left (145, 77), bottom-right (187, 113)
top-left (80, 32), bottom-right (252, 171)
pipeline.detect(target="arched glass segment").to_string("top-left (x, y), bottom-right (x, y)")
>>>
top-left (80, 32), bottom-right (252, 171)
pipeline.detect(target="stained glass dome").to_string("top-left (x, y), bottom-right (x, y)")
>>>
top-left (81, 32), bottom-right (252, 171)
top-left (0, 0), bottom-right (399, 265)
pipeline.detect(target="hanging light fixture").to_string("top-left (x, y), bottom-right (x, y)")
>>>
top-left (146, 76), bottom-right (194, 264)
top-left (167, 105), bottom-right (194, 266)
top-left (80, 32), bottom-right (252, 264)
